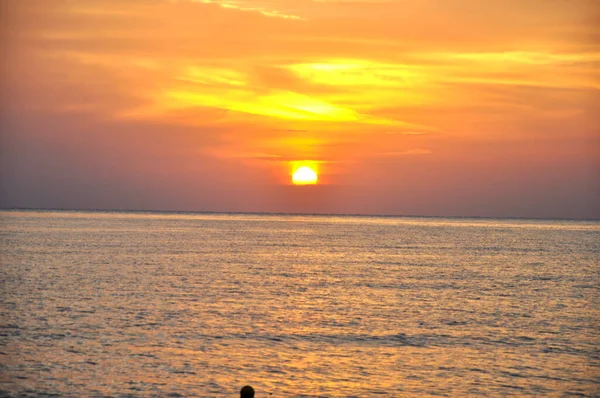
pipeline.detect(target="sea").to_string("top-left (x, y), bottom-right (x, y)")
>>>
top-left (0, 210), bottom-right (598, 397)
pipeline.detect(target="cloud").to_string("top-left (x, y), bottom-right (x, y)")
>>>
top-left (177, 0), bottom-right (302, 19)
top-left (379, 149), bottom-right (433, 156)
top-left (1, 0), bottom-right (598, 217)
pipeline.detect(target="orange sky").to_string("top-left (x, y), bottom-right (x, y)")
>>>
top-left (1, 0), bottom-right (599, 218)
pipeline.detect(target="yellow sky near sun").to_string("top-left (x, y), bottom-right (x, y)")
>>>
top-left (2, 0), bottom-right (599, 190)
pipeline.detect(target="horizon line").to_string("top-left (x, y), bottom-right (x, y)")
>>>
top-left (1, 206), bottom-right (598, 223)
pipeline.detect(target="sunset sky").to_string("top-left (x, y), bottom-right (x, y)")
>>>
top-left (1, 0), bottom-right (598, 218)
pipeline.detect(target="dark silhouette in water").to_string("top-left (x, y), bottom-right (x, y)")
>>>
top-left (240, 385), bottom-right (255, 398)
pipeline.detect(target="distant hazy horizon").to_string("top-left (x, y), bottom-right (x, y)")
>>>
top-left (2, 207), bottom-right (599, 222)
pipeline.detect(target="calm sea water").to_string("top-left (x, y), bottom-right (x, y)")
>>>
top-left (0, 210), bottom-right (599, 397)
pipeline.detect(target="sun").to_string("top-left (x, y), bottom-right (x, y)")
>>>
top-left (292, 166), bottom-right (318, 185)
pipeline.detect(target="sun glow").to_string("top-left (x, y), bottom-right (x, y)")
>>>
top-left (292, 166), bottom-right (318, 185)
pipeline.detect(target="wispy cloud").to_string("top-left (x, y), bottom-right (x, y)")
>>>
top-left (379, 149), bottom-right (433, 156)
top-left (177, 0), bottom-right (302, 19)
top-left (2, 0), bottom-right (598, 217)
